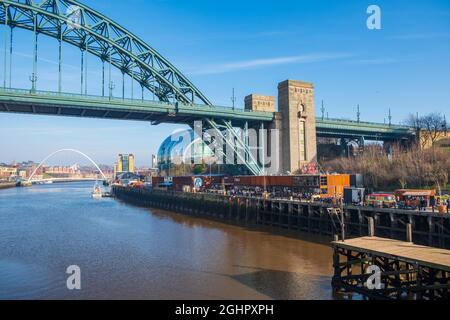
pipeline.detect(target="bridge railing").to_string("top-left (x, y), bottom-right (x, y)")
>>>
top-left (0, 87), bottom-right (273, 117)
top-left (317, 117), bottom-right (413, 130)
top-left (0, 87), bottom-right (174, 106)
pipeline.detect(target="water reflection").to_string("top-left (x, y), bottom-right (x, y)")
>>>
top-left (0, 182), bottom-right (334, 300)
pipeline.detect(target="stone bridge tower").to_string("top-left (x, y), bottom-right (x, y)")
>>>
top-left (278, 80), bottom-right (317, 174)
top-left (245, 79), bottom-right (318, 175)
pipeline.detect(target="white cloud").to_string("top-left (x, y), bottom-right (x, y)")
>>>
top-left (391, 32), bottom-right (450, 40)
top-left (187, 53), bottom-right (353, 75)
top-left (345, 58), bottom-right (401, 65)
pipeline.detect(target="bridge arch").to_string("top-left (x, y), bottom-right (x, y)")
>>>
top-left (0, 0), bottom-right (212, 105)
top-left (28, 148), bottom-right (107, 182)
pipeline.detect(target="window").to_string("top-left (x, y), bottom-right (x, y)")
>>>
top-left (299, 121), bottom-right (306, 161)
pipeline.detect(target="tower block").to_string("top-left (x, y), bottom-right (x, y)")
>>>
top-left (278, 80), bottom-right (317, 174)
top-left (245, 94), bottom-right (276, 113)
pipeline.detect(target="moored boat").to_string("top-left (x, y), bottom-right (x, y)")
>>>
top-left (92, 183), bottom-right (103, 199)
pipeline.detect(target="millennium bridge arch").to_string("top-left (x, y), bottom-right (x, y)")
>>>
top-left (28, 148), bottom-right (107, 182)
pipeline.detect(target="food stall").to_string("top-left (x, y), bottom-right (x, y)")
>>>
top-left (395, 189), bottom-right (436, 210)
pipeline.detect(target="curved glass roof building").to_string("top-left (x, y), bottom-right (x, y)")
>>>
top-left (157, 129), bottom-right (216, 175)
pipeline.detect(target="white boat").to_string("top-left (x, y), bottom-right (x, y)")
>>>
top-left (92, 184), bottom-right (103, 199)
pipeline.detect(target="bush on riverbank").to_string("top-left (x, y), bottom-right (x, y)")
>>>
top-left (321, 144), bottom-right (450, 191)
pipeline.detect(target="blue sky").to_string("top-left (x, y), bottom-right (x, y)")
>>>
top-left (0, 0), bottom-right (449, 166)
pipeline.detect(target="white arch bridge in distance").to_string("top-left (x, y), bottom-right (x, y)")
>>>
top-left (27, 149), bottom-right (108, 182)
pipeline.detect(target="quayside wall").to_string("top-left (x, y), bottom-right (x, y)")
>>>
top-left (0, 182), bottom-right (16, 190)
top-left (113, 186), bottom-right (450, 249)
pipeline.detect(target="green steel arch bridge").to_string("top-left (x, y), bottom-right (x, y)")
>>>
top-left (0, 0), bottom-right (416, 175)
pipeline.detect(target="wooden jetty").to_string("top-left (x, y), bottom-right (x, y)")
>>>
top-left (332, 237), bottom-right (450, 300)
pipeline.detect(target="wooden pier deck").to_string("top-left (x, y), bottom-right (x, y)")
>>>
top-left (334, 237), bottom-right (450, 272)
top-left (332, 237), bottom-right (450, 300)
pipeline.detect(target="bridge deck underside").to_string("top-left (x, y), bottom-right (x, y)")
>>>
top-left (0, 100), bottom-right (183, 124)
top-left (316, 130), bottom-right (412, 141)
top-left (0, 91), bottom-right (271, 126)
top-left (0, 90), bottom-right (415, 142)
top-left (316, 118), bottom-right (415, 141)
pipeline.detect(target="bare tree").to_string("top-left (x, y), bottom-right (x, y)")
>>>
top-left (321, 142), bottom-right (450, 190)
top-left (406, 112), bottom-right (448, 148)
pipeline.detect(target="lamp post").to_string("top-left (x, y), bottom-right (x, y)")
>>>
top-left (109, 81), bottom-right (115, 100)
top-left (29, 74), bottom-right (37, 93)
top-left (231, 88), bottom-right (236, 111)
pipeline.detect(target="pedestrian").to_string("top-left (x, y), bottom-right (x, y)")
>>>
top-left (447, 199), bottom-right (450, 214)
top-left (430, 196), bottom-right (435, 213)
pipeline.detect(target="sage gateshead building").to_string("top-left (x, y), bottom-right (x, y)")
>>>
top-left (157, 129), bottom-right (215, 176)
top-left (157, 129), bottom-right (257, 177)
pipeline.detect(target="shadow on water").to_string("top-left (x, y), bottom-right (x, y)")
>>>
top-left (142, 206), bottom-right (334, 247)
top-left (230, 266), bottom-right (332, 300)
top-left (135, 208), bottom-right (337, 300)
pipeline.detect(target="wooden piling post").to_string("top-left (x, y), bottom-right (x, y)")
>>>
top-left (288, 203), bottom-right (293, 229)
top-left (368, 217), bottom-right (375, 237)
top-left (427, 215), bottom-right (434, 246)
top-left (332, 244), bottom-right (342, 291)
top-left (307, 204), bottom-right (312, 232)
top-left (407, 223), bottom-right (413, 243)
top-left (358, 209), bottom-right (363, 236)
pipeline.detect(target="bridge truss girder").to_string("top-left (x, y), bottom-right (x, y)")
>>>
top-left (204, 119), bottom-right (264, 176)
top-left (0, 0), bottom-right (212, 105)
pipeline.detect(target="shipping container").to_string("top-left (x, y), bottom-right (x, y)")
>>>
top-left (171, 173), bottom-right (359, 200)
top-left (173, 175), bottom-right (226, 192)
top-left (151, 176), bottom-right (164, 187)
top-left (223, 174), bottom-right (353, 199)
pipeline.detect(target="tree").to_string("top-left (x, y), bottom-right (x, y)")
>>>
top-left (406, 112), bottom-right (448, 149)
top-left (321, 143), bottom-right (450, 190)
top-left (192, 164), bottom-right (206, 175)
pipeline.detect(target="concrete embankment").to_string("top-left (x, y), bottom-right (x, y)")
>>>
top-left (113, 186), bottom-right (450, 249)
top-left (0, 182), bottom-right (16, 190)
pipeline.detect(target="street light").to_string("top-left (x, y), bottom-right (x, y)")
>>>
top-left (231, 88), bottom-right (236, 110)
top-left (109, 81), bottom-right (115, 100)
top-left (29, 73), bottom-right (37, 93)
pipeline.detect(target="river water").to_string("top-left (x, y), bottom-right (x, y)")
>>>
top-left (0, 182), bottom-right (335, 300)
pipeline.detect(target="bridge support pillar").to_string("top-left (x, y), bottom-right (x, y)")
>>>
top-left (278, 80), bottom-right (317, 174)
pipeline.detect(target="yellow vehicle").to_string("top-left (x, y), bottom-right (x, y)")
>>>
top-left (437, 195), bottom-right (450, 210)
top-left (437, 195), bottom-right (450, 202)
top-left (367, 193), bottom-right (396, 208)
